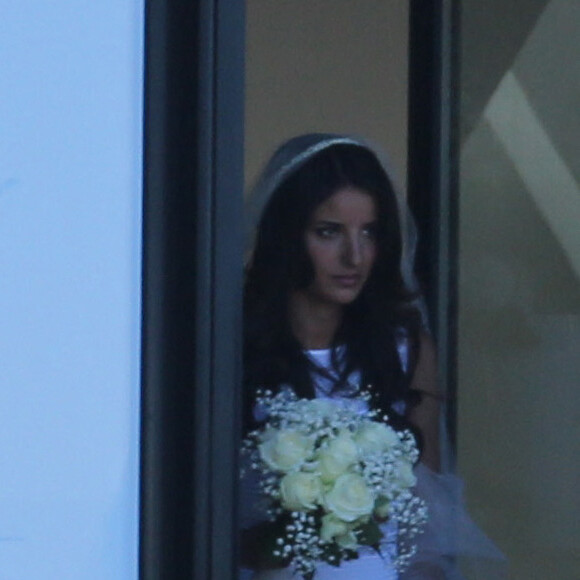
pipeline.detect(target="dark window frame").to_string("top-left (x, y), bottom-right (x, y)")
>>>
top-left (408, 0), bottom-right (460, 461)
top-left (139, 0), bottom-right (245, 578)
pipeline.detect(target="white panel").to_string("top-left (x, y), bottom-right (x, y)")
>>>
top-left (0, 2), bottom-right (143, 578)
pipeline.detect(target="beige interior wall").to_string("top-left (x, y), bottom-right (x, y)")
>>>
top-left (245, 0), bottom-right (409, 190)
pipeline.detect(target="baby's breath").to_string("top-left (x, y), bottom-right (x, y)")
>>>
top-left (241, 389), bottom-right (428, 578)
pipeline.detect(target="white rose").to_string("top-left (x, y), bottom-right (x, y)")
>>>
top-left (320, 513), bottom-right (348, 542)
top-left (317, 432), bottom-right (359, 483)
top-left (324, 473), bottom-right (374, 522)
top-left (258, 429), bottom-right (313, 472)
top-left (394, 459), bottom-right (417, 488)
top-left (374, 495), bottom-right (390, 520)
top-left (354, 421), bottom-right (399, 455)
top-left (320, 514), bottom-right (359, 550)
top-left (280, 472), bottom-right (322, 511)
top-left (336, 530), bottom-right (358, 550)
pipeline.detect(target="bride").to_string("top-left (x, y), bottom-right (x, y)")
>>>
top-left (241, 134), bottom-right (504, 579)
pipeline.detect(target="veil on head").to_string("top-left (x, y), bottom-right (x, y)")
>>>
top-left (245, 133), bottom-right (424, 321)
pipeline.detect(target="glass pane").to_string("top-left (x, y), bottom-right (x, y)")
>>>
top-left (457, 1), bottom-right (580, 577)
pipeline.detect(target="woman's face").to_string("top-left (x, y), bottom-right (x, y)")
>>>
top-left (301, 186), bottom-right (378, 307)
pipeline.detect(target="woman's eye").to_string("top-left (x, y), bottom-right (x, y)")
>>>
top-left (362, 224), bottom-right (377, 239)
top-left (314, 224), bottom-right (340, 238)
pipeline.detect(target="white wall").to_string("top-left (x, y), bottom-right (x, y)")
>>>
top-left (0, 2), bottom-right (143, 578)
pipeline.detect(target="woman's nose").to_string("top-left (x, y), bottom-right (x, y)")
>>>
top-left (342, 234), bottom-right (363, 266)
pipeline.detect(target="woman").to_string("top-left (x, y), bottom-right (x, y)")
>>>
top-left (241, 134), bottom-right (502, 579)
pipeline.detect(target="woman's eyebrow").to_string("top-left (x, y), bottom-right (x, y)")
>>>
top-left (311, 219), bottom-right (342, 226)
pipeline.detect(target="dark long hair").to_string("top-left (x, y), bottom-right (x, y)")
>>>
top-left (244, 143), bottom-right (423, 434)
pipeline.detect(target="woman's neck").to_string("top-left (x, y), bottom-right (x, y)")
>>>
top-left (288, 291), bottom-right (343, 350)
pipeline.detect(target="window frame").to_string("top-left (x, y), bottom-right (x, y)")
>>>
top-left (408, 0), bottom-right (460, 463)
top-left (139, 0), bottom-right (245, 578)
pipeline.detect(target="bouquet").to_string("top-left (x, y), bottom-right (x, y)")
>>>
top-left (241, 389), bottom-right (428, 579)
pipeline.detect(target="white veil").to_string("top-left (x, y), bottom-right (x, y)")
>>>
top-left (244, 133), bottom-right (420, 310)
top-left (243, 134), bottom-right (506, 578)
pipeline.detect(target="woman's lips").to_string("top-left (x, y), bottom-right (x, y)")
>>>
top-left (332, 275), bottom-right (362, 288)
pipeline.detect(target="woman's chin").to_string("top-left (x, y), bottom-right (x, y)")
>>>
top-left (325, 286), bottom-right (364, 305)
top-left (296, 282), bottom-right (365, 308)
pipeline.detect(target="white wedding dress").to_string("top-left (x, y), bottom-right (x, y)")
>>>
top-left (249, 550), bottom-right (397, 580)
top-left (240, 345), bottom-right (505, 580)
top-left (241, 343), bottom-right (407, 580)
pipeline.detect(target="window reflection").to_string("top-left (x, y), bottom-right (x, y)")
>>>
top-left (458, 1), bottom-right (580, 576)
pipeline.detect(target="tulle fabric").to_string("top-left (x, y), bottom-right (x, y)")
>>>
top-left (400, 463), bottom-right (507, 579)
top-left (240, 461), bottom-right (507, 579)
